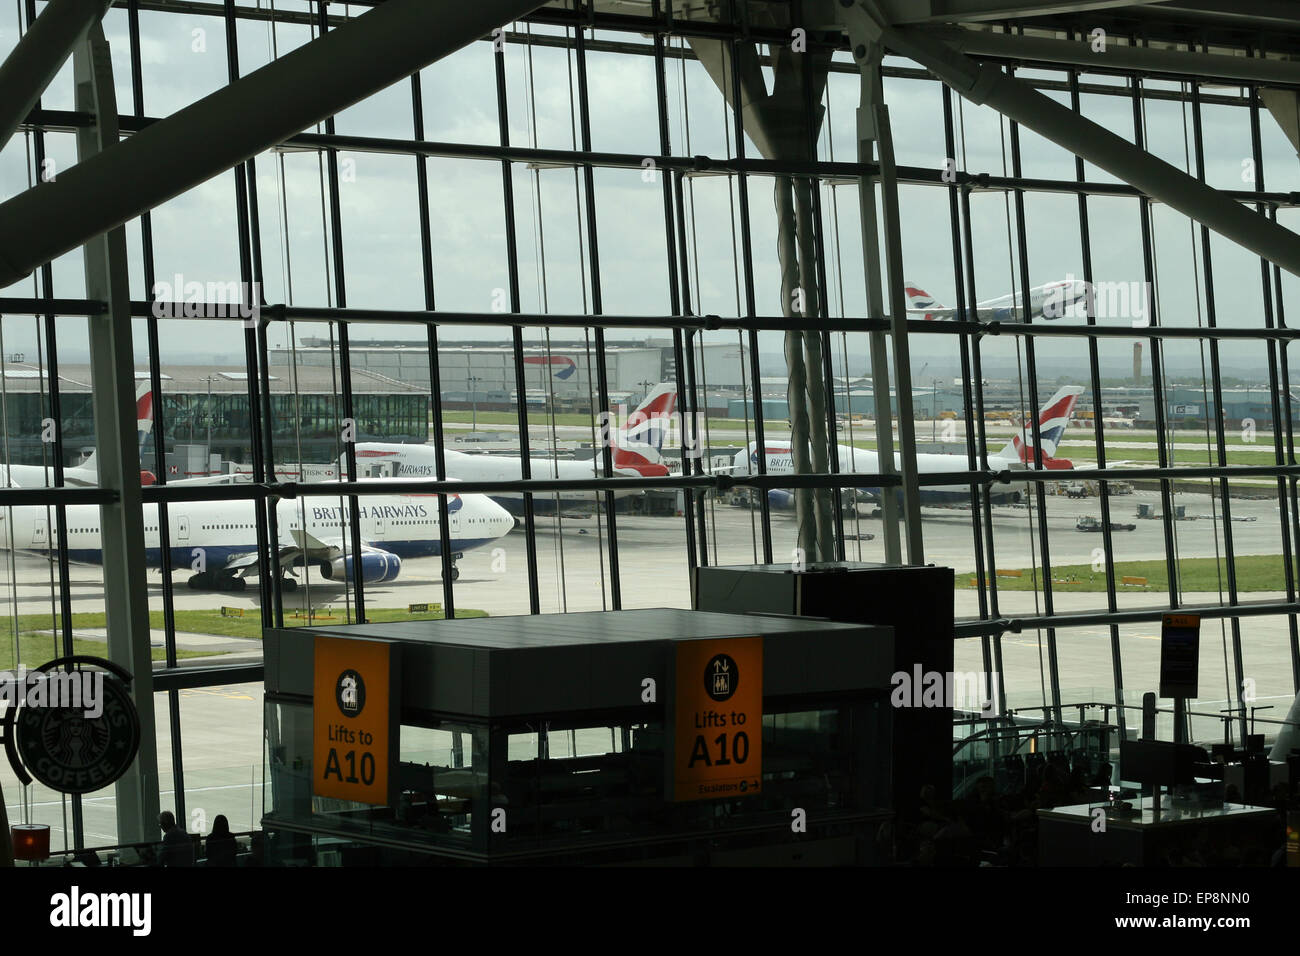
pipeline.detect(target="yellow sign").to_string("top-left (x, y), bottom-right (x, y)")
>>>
top-left (671, 636), bottom-right (762, 802)
top-left (313, 636), bottom-right (398, 805)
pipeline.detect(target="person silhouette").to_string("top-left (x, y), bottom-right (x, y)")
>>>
top-left (158, 811), bottom-right (194, 867)
top-left (204, 815), bottom-right (237, 867)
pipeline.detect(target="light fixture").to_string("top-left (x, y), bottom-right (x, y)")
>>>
top-left (11, 824), bottom-right (50, 863)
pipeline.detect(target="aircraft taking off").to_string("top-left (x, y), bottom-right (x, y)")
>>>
top-left (0, 486), bottom-right (513, 590)
top-left (905, 279), bottom-right (1089, 323)
top-left (735, 385), bottom-right (1085, 508)
top-left (354, 384), bottom-right (678, 517)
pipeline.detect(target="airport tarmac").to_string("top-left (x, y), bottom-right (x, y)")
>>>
top-left (3, 485), bottom-right (1296, 850)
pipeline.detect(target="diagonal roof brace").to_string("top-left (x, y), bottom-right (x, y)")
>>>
top-left (0, 0), bottom-right (545, 288)
top-left (0, 0), bottom-right (114, 155)
top-left (942, 27), bottom-right (1300, 85)
top-left (1260, 88), bottom-right (1300, 159)
top-left (870, 0), bottom-right (1167, 22)
top-left (842, 0), bottom-right (1300, 278)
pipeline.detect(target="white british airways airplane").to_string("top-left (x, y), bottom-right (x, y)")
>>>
top-left (734, 386), bottom-right (1085, 509)
top-left (353, 384), bottom-right (678, 517)
top-left (905, 279), bottom-right (1089, 323)
top-left (0, 487), bottom-right (513, 590)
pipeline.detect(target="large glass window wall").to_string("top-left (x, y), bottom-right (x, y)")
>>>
top-left (1, 2), bottom-right (1297, 851)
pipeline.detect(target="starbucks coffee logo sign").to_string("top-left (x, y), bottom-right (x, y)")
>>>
top-left (4, 657), bottom-right (141, 795)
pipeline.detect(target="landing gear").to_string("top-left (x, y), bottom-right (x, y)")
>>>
top-left (446, 565), bottom-right (460, 582)
top-left (186, 571), bottom-right (245, 591)
top-left (280, 576), bottom-right (298, 593)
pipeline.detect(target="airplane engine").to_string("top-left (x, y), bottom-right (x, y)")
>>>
top-left (768, 489), bottom-right (795, 510)
top-left (319, 550), bottom-right (402, 584)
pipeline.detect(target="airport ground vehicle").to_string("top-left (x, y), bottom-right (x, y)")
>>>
top-left (1076, 515), bottom-right (1135, 532)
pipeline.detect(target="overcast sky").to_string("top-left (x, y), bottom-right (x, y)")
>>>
top-left (0, 6), bottom-right (1297, 389)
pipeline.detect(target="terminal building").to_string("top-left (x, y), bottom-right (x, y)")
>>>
top-left (2, 0), bottom-right (1300, 881)
top-left (0, 364), bottom-right (428, 469)
top-left (270, 338), bottom-right (752, 409)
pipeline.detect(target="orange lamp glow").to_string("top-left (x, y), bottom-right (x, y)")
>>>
top-left (11, 824), bottom-right (50, 862)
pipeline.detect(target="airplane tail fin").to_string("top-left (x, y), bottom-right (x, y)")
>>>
top-left (904, 281), bottom-right (945, 321)
top-left (630, 383), bottom-right (677, 421)
top-left (994, 385), bottom-right (1084, 468)
top-left (79, 380), bottom-right (155, 476)
top-left (611, 445), bottom-right (670, 477)
top-left (615, 384), bottom-right (677, 458)
top-left (136, 381), bottom-right (155, 449)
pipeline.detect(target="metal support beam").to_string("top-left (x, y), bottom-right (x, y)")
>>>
top-left (687, 34), bottom-right (836, 560)
top-left (846, 5), bottom-right (1300, 278)
top-left (74, 25), bottom-right (159, 845)
top-left (1261, 88), bottom-right (1300, 160)
top-left (1154, 0), bottom-right (1300, 29)
top-left (872, 98), bottom-right (926, 564)
top-left (795, 176), bottom-right (837, 558)
top-left (874, 0), bottom-right (1162, 23)
top-left (944, 26), bottom-right (1300, 84)
top-left (853, 60), bottom-right (904, 565)
top-left (0, 0), bottom-right (113, 154)
top-left (775, 175), bottom-right (817, 560)
top-left (0, 0), bottom-right (545, 287)
top-left (840, 22), bottom-right (923, 564)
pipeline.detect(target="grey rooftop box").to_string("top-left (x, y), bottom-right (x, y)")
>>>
top-left (265, 607), bottom-right (894, 718)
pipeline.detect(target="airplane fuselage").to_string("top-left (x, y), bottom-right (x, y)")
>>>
top-left (738, 445), bottom-right (1027, 507)
top-left (0, 492), bottom-right (513, 568)
top-left (355, 445), bottom-right (641, 515)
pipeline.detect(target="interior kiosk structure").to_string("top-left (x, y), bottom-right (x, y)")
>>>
top-left (694, 562), bottom-right (956, 817)
top-left (261, 608), bottom-right (895, 865)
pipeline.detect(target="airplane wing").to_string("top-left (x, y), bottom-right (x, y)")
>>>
top-left (905, 307), bottom-right (959, 321)
top-left (905, 306), bottom-right (1025, 323)
top-left (220, 551), bottom-right (262, 572)
top-left (290, 527), bottom-right (346, 559)
top-left (971, 307), bottom-right (1023, 322)
top-left (287, 528), bottom-right (396, 562)
top-left (214, 529), bottom-right (360, 578)
top-left (163, 473), bottom-right (254, 486)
